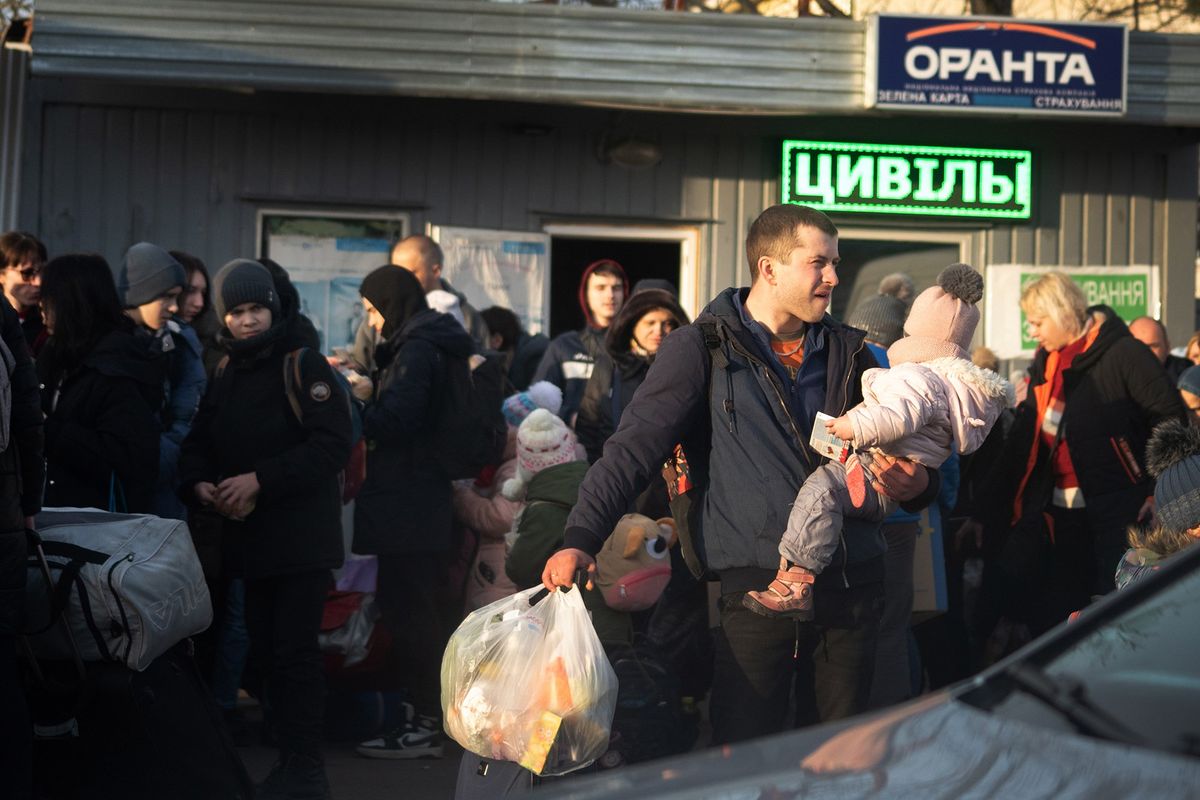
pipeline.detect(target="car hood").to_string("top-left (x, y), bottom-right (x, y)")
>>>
top-left (549, 691), bottom-right (1200, 799)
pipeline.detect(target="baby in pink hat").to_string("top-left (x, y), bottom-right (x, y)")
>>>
top-left (747, 264), bottom-right (1013, 619)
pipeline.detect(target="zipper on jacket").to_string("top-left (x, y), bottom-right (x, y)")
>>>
top-left (839, 338), bottom-right (867, 416)
top-left (721, 334), bottom-right (815, 470)
top-left (838, 337), bottom-right (865, 588)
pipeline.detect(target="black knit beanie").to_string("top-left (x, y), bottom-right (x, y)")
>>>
top-left (360, 265), bottom-right (428, 339)
top-left (119, 242), bottom-right (186, 308)
top-left (847, 294), bottom-right (909, 348)
top-left (213, 258), bottom-right (281, 319)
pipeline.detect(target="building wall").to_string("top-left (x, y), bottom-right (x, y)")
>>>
top-left (21, 80), bottom-right (1199, 341)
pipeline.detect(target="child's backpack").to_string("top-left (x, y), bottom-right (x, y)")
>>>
top-left (431, 350), bottom-right (509, 480)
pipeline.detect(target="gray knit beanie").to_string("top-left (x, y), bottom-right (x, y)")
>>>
top-left (118, 242), bottom-right (186, 308)
top-left (846, 294), bottom-right (908, 348)
top-left (1146, 419), bottom-right (1200, 534)
top-left (213, 259), bottom-right (281, 319)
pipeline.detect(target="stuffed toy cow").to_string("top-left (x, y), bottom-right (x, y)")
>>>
top-left (595, 514), bottom-right (677, 612)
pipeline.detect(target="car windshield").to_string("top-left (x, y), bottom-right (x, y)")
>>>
top-left (980, 548), bottom-right (1200, 757)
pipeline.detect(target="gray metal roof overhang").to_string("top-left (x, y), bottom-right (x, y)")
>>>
top-left (29, 0), bottom-right (1200, 126)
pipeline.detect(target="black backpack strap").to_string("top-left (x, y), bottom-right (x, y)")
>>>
top-left (697, 322), bottom-right (728, 370)
top-left (697, 321), bottom-right (736, 434)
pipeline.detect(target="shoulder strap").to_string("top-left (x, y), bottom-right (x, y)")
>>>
top-left (282, 347), bottom-right (307, 423)
top-left (0, 334), bottom-right (14, 377)
top-left (697, 322), bottom-right (728, 370)
top-left (214, 354), bottom-right (230, 379)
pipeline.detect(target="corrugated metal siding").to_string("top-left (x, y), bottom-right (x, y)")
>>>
top-left (0, 44), bottom-right (29, 231)
top-left (26, 87), bottom-right (1195, 338)
top-left (30, 1), bottom-right (1200, 124)
top-left (31, 0), bottom-right (863, 115)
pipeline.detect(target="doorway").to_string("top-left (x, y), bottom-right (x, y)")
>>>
top-left (544, 224), bottom-right (700, 338)
top-left (834, 231), bottom-right (972, 322)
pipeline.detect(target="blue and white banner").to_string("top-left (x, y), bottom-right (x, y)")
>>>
top-left (867, 14), bottom-right (1127, 117)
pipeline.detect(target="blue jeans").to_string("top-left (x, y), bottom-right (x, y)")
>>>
top-left (211, 578), bottom-right (249, 710)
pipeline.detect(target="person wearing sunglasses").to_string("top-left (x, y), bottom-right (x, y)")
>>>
top-left (0, 231), bottom-right (48, 355)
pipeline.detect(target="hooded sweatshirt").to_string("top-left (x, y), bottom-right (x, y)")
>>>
top-left (577, 287), bottom-right (690, 464)
top-left (531, 259), bottom-right (630, 422)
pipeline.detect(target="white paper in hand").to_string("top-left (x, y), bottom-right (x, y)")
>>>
top-left (810, 412), bottom-right (851, 462)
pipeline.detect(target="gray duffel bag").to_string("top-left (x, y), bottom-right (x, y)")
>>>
top-left (25, 508), bottom-right (213, 671)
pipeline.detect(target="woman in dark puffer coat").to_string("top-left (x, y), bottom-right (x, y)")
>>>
top-left (37, 254), bottom-right (162, 513)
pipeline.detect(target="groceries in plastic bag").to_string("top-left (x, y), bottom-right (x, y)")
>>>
top-left (441, 584), bottom-right (619, 775)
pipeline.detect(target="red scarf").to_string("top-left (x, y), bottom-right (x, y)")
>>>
top-left (1011, 322), bottom-right (1099, 524)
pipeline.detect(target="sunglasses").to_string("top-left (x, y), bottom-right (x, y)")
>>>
top-left (7, 265), bottom-right (40, 281)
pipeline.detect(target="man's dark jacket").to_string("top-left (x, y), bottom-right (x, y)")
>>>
top-left (354, 310), bottom-right (473, 557)
top-left (0, 297), bottom-right (44, 636)
top-left (564, 287), bottom-right (895, 595)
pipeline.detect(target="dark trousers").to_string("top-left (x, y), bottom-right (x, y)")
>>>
top-left (376, 554), bottom-right (447, 719)
top-left (244, 570), bottom-right (330, 759)
top-left (709, 577), bottom-right (884, 744)
top-left (1, 636), bottom-right (31, 800)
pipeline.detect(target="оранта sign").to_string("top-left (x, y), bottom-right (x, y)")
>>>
top-left (781, 140), bottom-right (1032, 220)
top-left (867, 14), bottom-right (1127, 117)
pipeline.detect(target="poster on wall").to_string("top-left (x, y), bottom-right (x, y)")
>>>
top-left (259, 211), bottom-right (408, 356)
top-left (428, 225), bottom-right (550, 335)
top-left (985, 264), bottom-right (1160, 359)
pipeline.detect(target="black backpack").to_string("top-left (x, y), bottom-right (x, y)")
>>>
top-left (431, 349), bottom-right (509, 480)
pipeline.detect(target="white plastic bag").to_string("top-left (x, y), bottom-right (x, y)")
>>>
top-left (441, 585), bottom-right (618, 775)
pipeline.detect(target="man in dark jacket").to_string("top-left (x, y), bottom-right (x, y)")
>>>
top-left (543, 205), bottom-right (937, 744)
top-left (1129, 316), bottom-right (1192, 385)
top-left (532, 258), bottom-right (629, 424)
top-left (353, 266), bottom-right (470, 760)
top-left (0, 294), bottom-right (46, 800)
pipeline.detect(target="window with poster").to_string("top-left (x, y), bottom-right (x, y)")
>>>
top-left (256, 209), bottom-right (409, 356)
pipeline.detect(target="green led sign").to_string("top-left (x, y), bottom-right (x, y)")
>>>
top-left (782, 140), bottom-right (1032, 220)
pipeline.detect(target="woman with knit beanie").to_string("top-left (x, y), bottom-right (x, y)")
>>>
top-left (746, 264), bottom-right (1013, 620)
top-left (179, 258), bottom-right (352, 800)
top-left (352, 264), bottom-right (470, 760)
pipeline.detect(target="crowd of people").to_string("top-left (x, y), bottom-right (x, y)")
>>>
top-left (2, 206), bottom-right (1200, 799)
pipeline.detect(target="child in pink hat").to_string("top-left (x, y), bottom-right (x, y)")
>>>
top-left (746, 264), bottom-right (1013, 619)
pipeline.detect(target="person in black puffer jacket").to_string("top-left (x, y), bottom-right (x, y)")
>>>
top-left (353, 265), bottom-right (471, 760)
top-left (179, 259), bottom-right (352, 800)
top-left (0, 291), bottom-right (45, 800)
top-left (37, 254), bottom-right (162, 513)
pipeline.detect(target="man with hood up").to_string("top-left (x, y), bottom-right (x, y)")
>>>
top-left (352, 265), bottom-right (473, 760)
top-left (532, 258), bottom-right (629, 424)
